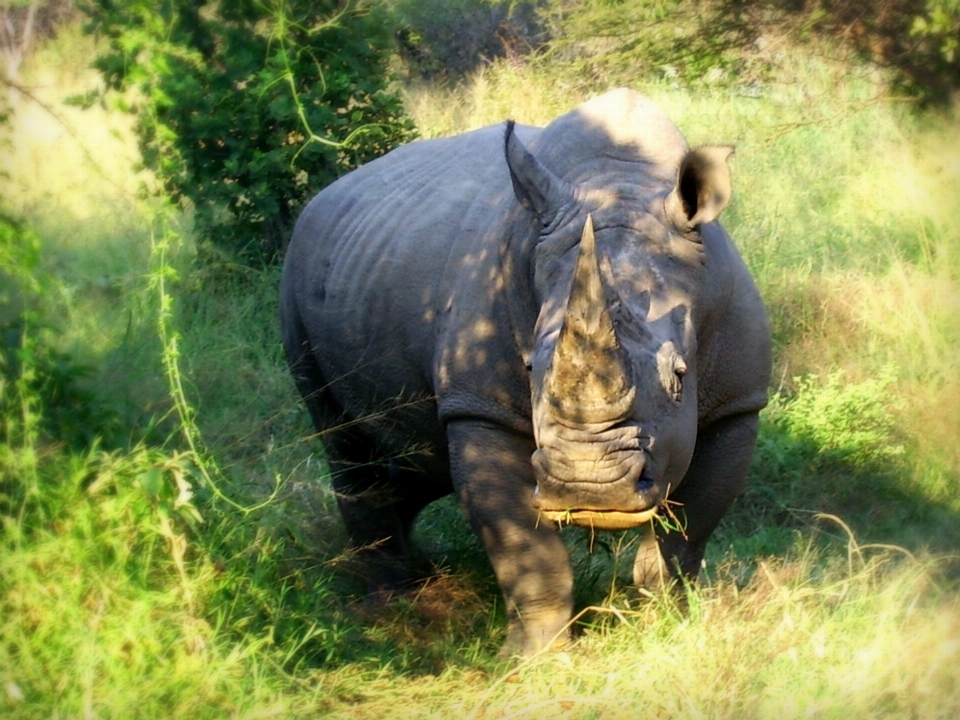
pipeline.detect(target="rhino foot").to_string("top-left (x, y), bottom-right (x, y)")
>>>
top-left (499, 608), bottom-right (573, 659)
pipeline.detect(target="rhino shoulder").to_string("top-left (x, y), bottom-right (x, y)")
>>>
top-left (696, 222), bottom-right (772, 426)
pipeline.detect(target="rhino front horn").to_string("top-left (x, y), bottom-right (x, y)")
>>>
top-left (545, 215), bottom-right (636, 424)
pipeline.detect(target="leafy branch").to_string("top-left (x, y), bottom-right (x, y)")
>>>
top-left (82, 0), bottom-right (416, 263)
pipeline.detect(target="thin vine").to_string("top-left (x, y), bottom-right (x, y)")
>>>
top-left (148, 207), bottom-right (283, 515)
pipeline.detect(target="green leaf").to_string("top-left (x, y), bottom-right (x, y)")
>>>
top-left (137, 467), bottom-right (163, 499)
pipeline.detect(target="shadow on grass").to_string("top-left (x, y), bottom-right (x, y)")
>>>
top-left (725, 411), bottom-right (960, 556)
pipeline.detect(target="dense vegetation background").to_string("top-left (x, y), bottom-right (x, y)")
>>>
top-left (2, 0), bottom-right (959, 716)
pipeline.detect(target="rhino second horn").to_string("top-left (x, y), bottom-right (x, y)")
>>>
top-left (545, 215), bottom-right (636, 424)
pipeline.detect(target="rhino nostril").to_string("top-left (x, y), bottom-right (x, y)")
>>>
top-left (636, 472), bottom-right (655, 493)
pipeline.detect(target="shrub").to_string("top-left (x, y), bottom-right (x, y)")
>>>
top-left (771, 369), bottom-right (904, 472)
top-left (734, 369), bottom-right (910, 540)
top-left (772, 0), bottom-right (960, 103)
top-left (0, 212), bottom-right (350, 715)
top-left (81, 0), bottom-right (416, 264)
top-left (538, 0), bottom-right (765, 89)
top-left (0, 212), bottom-right (118, 450)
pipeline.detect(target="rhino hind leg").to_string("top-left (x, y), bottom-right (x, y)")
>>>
top-left (282, 304), bottom-right (438, 596)
top-left (327, 430), bottom-right (424, 595)
top-left (634, 411), bottom-right (760, 590)
top-left (308, 411), bottom-right (448, 597)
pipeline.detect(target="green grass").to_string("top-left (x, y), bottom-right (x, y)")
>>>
top-left (2, 23), bottom-right (959, 719)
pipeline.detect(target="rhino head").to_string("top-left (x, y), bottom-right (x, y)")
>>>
top-left (504, 120), bottom-right (734, 530)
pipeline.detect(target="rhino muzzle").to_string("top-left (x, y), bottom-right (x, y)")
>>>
top-left (532, 470), bottom-right (661, 529)
top-left (537, 507), bottom-right (659, 530)
top-left (530, 428), bottom-right (663, 530)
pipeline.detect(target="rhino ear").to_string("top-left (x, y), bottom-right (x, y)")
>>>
top-left (504, 120), bottom-right (574, 229)
top-left (666, 145), bottom-right (734, 231)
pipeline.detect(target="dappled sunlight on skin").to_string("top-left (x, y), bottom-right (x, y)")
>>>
top-left (281, 88), bottom-right (770, 655)
top-left (456, 429), bottom-right (574, 655)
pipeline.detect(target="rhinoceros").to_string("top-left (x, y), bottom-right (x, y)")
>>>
top-left (280, 88), bottom-right (771, 656)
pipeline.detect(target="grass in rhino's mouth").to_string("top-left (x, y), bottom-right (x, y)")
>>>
top-left (539, 507), bottom-right (660, 530)
top-left (537, 495), bottom-right (687, 533)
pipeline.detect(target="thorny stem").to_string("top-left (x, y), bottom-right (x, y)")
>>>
top-left (265, 1), bottom-right (395, 167)
top-left (150, 219), bottom-right (282, 515)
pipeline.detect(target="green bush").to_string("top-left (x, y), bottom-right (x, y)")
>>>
top-left (0, 212), bottom-right (119, 450)
top-left (538, 0), bottom-right (761, 88)
top-left (772, 370), bottom-right (904, 472)
top-left (732, 369), bottom-right (912, 542)
top-left (775, 0), bottom-right (960, 103)
top-left (0, 215), bottom-right (351, 715)
top-left (81, 0), bottom-right (416, 264)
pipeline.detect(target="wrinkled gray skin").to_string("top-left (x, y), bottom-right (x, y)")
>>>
top-left (280, 89), bottom-right (771, 656)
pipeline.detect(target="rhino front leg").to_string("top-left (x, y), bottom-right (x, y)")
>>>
top-left (446, 420), bottom-right (574, 656)
top-left (634, 411), bottom-right (760, 589)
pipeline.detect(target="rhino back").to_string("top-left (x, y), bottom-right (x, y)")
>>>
top-left (282, 125), bottom-right (534, 454)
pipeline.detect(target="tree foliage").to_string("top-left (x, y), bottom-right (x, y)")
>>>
top-left (540, 0), bottom-right (755, 87)
top-left (1, 211), bottom-right (119, 450)
top-left (390, 0), bottom-right (544, 80)
top-left (82, 0), bottom-right (416, 263)
top-left (541, 0), bottom-right (960, 103)
top-left (776, 0), bottom-right (960, 102)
